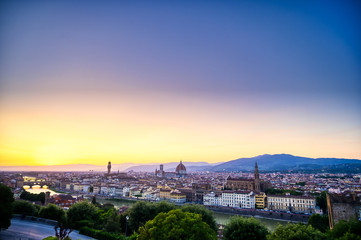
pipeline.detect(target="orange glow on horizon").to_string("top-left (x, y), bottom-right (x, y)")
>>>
top-left (0, 92), bottom-right (360, 166)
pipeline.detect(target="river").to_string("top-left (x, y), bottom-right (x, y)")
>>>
top-left (97, 198), bottom-right (288, 231)
top-left (24, 187), bottom-right (58, 196)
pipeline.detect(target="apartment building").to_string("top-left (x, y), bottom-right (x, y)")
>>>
top-left (267, 195), bottom-right (316, 213)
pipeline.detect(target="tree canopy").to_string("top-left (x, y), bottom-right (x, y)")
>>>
top-left (12, 200), bottom-right (38, 216)
top-left (39, 204), bottom-right (66, 223)
top-left (138, 209), bottom-right (217, 240)
top-left (268, 223), bottom-right (326, 240)
top-left (0, 183), bottom-right (14, 230)
top-left (127, 201), bottom-right (176, 232)
top-left (328, 219), bottom-right (361, 240)
top-left (316, 191), bottom-right (327, 215)
top-left (181, 204), bottom-right (218, 231)
top-left (20, 191), bottom-right (45, 204)
top-left (308, 214), bottom-right (329, 233)
top-left (67, 201), bottom-right (98, 228)
top-left (223, 216), bottom-right (269, 240)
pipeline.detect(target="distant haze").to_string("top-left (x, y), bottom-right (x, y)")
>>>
top-left (1, 154), bottom-right (360, 172)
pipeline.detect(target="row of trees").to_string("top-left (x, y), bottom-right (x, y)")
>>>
top-left (1, 183), bottom-right (360, 240)
top-left (20, 191), bottom-right (46, 204)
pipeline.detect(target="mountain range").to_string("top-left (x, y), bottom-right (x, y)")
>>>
top-left (1, 154), bottom-right (360, 172)
top-left (208, 154), bottom-right (361, 172)
top-left (125, 154), bottom-right (361, 172)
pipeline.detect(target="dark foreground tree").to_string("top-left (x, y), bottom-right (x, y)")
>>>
top-left (308, 214), bottom-right (329, 233)
top-left (181, 204), bottom-right (218, 231)
top-left (138, 209), bottom-right (217, 240)
top-left (39, 204), bottom-right (66, 223)
top-left (223, 216), bottom-right (268, 240)
top-left (12, 200), bottom-right (38, 217)
top-left (67, 201), bottom-right (98, 228)
top-left (20, 191), bottom-right (45, 204)
top-left (127, 201), bottom-right (176, 232)
top-left (268, 223), bottom-right (326, 240)
top-left (328, 219), bottom-right (361, 240)
top-left (0, 183), bottom-right (14, 230)
top-left (316, 191), bottom-right (327, 215)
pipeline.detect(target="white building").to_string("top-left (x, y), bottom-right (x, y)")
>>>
top-left (82, 184), bottom-right (90, 193)
top-left (114, 187), bottom-right (123, 197)
top-left (204, 192), bottom-right (222, 206)
top-left (221, 190), bottom-right (255, 208)
top-left (93, 185), bottom-right (101, 194)
top-left (267, 195), bottom-right (316, 214)
top-left (73, 184), bottom-right (82, 192)
top-left (100, 186), bottom-right (109, 195)
top-left (123, 187), bottom-right (130, 197)
top-left (108, 187), bottom-right (116, 196)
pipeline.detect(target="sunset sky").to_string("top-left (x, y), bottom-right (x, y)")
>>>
top-left (1, 0), bottom-right (360, 166)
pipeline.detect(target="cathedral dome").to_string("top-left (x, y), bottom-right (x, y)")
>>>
top-left (176, 161), bottom-right (186, 175)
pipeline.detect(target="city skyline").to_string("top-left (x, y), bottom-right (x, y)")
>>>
top-left (1, 1), bottom-right (360, 166)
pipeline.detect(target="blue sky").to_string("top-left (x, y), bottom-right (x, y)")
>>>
top-left (0, 0), bottom-right (360, 165)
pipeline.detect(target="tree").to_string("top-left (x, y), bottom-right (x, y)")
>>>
top-left (20, 191), bottom-right (46, 204)
top-left (67, 201), bottom-right (98, 228)
top-left (12, 200), bottom-right (37, 216)
top-left (138, 209), bottom-right (217, 240)
top-left (99, 203), bottom-right (115, 212)
top-left (91, 196), bottom-right (97, 205)
top-left (127, 201), bottom-right (157, 232)
top-left (155, 201), bottom-right (175, 214)
top-left (336, 232), bottom-right (361, 240)
top-left (328, 219), bottom-right (361, 240)
top-left (126, 201), bottom-right (177, 232)
top-left (316, 191), bottom-right (327, 215)
top-left (268, 223), bottom-right (326, 240)
top-left (308, 214), bottom-right (329, 233)
top-left (223, 216), bottom-right (268, 240)
top-left (0, 183), bottom-right (14, 230)
top-left (181, 204), bottom-right (218, 231)
top-left (39, 204), bottom-right (66, 223)
top-left (104, 210), bottom-right (121, 233)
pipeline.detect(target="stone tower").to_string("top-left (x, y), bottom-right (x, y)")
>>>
top-left (254, 161), bottom-right (260, 192)
top-left (107, 161), bottom-right (111, 174)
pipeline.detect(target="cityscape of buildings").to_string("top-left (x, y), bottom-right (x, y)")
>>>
top-left (1, 160), bottom-right (360, 218)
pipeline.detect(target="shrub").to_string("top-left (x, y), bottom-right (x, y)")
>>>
top-left (79, 226), bottom-right (126, 240)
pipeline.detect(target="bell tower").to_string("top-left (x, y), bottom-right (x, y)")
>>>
top-left (254, 161), bottom-right (260, 192)
top-left (107, 161), bottom-right (111, 174)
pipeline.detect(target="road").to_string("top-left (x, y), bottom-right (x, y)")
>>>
top-left (0, 218), bottom-right (94, 240)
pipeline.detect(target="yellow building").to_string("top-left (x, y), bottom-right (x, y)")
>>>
top-left (129, 189), bottom-right (141, 198)
top-left (170, 190), bottom-right (186, 203)
top-left (255, 192), bottom-right (267, 209)
top-left (157, 185), bottom-right (172, 190)
top-left (160, 189), bottom-right (171, 199)
top-left (23, 176), bottom-right (37, 182)
top-left (160, 189), bottom-right (186, 203)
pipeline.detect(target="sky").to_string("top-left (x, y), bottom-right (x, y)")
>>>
top-left (0, 0), bottom-right (360, 166)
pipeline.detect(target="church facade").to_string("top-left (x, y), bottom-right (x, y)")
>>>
top-left (225, 162), bottom-right (271, 193)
